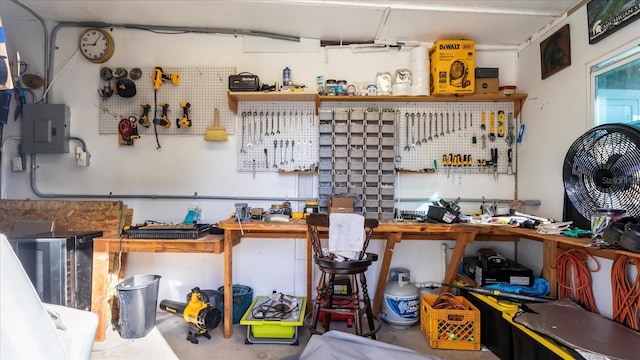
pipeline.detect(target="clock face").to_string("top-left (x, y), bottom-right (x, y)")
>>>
top-left (79, 29), bottom-right (114, 63)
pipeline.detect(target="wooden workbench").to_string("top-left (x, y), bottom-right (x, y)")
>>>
top-left (91, 234), bottom-right (233, 342)
top-left (218, 219), bottom-right (505, 338)
top-left (217, 219), bottom-right (640, 339)
top-left (92, 220), bottom-right (636, 341)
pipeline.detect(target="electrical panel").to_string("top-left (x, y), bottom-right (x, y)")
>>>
top-left (21, 104), bottom-right (70, 154)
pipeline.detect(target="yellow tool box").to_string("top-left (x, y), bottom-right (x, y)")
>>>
top-left (464, 291), bottom-right (577, 360)
top-left (429, 39), bottom-right (475, 95)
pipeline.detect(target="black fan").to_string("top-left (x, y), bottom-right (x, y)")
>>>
top-left (563, 122), bottom-right (640, 229)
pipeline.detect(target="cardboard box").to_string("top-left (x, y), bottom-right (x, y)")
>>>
top-left (475, 67), bottom-right (499, 78)
top-left (328, 197), bottom-right (354, 214)
top-left (474, 77), bottom-right (499, 94)
top-left (429, 40), bottom-right (475, 95)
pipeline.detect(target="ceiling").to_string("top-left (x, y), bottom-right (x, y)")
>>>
top-left (15, 0), bottom-right (585, 48)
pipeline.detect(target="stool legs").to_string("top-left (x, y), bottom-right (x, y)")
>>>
top-left (360, 271), bottom-right (377, 340)
top-left (307, 268), bottom-right (378, 338)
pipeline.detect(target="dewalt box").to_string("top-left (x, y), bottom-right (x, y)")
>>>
top-left (429, 40), bottom-right (475, 95)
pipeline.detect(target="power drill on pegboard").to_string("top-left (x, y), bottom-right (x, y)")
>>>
top-left (152, 66), bottom-right (180, 90)
top-left (177, 102), bottom-right (191, 128)
top-left (154, 103), bottom-right (171, 128)
top-left (138, 103), bottom-right (151, 128)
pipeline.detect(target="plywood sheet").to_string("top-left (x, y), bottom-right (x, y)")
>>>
top-left (0, 200), bottom-right (131, 236)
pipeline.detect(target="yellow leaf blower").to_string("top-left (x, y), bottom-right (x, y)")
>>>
top-left (160, 287), bottom-right (221, 344)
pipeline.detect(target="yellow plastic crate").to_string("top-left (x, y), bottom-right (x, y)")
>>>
top-left (420, 294), bottom-right (481, 350)
top-left (240, 296), bottom-right (307, 339)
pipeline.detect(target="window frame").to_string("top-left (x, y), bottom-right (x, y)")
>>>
top-left (589, 42), bottom-right (640, 127)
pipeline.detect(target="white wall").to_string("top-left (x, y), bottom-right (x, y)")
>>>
top-left (516, 6), bottom-right (640, 318)
top-left (4, 1), bottom-right (630, 313)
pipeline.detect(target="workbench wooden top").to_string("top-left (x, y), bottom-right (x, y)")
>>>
top-left (94, 234), bottom-right (226, 254)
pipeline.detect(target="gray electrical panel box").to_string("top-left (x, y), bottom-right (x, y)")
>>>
top-left (21, 104), bottom-right (70, 154)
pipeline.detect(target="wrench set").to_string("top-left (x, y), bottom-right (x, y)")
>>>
top-left (237, 103), bottom-right (317, 174)
top-left (396, 103), bottom-right (516, 176)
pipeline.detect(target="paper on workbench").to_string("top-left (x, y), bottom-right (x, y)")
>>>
top-left (329, 213), bottom-right (365, 260)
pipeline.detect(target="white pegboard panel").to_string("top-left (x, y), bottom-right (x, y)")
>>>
top-left (98, 66), bottom-right (236, 135)
top-left (321, 101), bottom-right (517, 175)
top-left (236, 102), bottom-right (318, 173)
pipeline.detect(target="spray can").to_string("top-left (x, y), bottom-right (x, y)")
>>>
top-left (283, 67), bottom-right (291, 86)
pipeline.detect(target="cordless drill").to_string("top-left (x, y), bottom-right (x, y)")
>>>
top-left (138, 103), bottom-right (151, 127)
top-left (153, 103), bottom-right (171, 128)
top-left (177, 102), bottom-right (191, 128)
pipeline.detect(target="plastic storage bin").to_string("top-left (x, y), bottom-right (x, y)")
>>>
top-left (240, 296), bottom-right (307, 345)
top-left (117, 274), bottom-right (161, 339)
top-left (420, 294), bottom-right (480, 350)
top-left (463, 291), bottom-right (576, 360)
top-left (215, 284), bottom-right (253, 324)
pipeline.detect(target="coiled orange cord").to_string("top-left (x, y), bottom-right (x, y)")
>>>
top-left (433, 292), bottom-right (467, 311)
top-left (554, 248), bottom-right (600, 313)
top-left (611, 255), bottom-right (640, 330)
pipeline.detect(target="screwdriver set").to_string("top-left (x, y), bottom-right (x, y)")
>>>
top-left (393, 102), bottom-right (517, 176)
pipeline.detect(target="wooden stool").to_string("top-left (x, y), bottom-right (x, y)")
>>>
top-left (304, 213), bottom-right (381, 339)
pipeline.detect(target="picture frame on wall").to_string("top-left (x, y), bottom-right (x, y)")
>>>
top-left (588, 0), bottom-right (640, 45)
top-left (540, 24), bottom-right (571, 80)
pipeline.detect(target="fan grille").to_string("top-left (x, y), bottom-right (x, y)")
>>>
top-left (563, 123), bottom-right (640, 223)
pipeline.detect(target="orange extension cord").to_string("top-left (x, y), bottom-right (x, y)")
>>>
top-left (611, 255), bottom-right (640, 331)
top-left (554, 248), bottom-right (600, 313)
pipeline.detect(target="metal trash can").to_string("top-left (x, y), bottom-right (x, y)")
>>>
top-left (117, 274), bottom-right (161, 339)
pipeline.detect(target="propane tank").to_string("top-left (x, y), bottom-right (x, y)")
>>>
top-left (381, 267), bottom-right (420, 329)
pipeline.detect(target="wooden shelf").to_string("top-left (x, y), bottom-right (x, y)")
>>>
top-left (228, 92), bottom-right (528, 118)
top-left (227, 91), bottom-right (319, 115)
top-left (319, 93), bottom-right (528, 118)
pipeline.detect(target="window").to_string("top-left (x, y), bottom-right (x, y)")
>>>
top-left (591, 45), bottom-right (640, 126)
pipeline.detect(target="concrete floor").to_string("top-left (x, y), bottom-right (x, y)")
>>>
top-left (140, 311), bottom-right (500, 360)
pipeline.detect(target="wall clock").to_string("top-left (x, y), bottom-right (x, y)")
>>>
top-left (78, 28), bottom-right (114, 63)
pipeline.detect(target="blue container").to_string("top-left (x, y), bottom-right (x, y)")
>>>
top-left (215, 284), bottom-right (253, 324)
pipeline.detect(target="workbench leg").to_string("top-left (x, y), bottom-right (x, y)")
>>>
top-left (91, 240), bottom-right (109, 342)
top-left (543, 239), bottom-right (558, 299)
top-left (223, 230), bottom-right (235, 338)
top-left (373, 232), bottom-right (402, 315)
top-left (440, 231), bottom-right (477, 293)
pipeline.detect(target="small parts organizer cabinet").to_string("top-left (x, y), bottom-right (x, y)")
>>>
top-left (240, 296), bottom-right (307, 345)
top-left (318, 108), bottom-right (396, 219)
